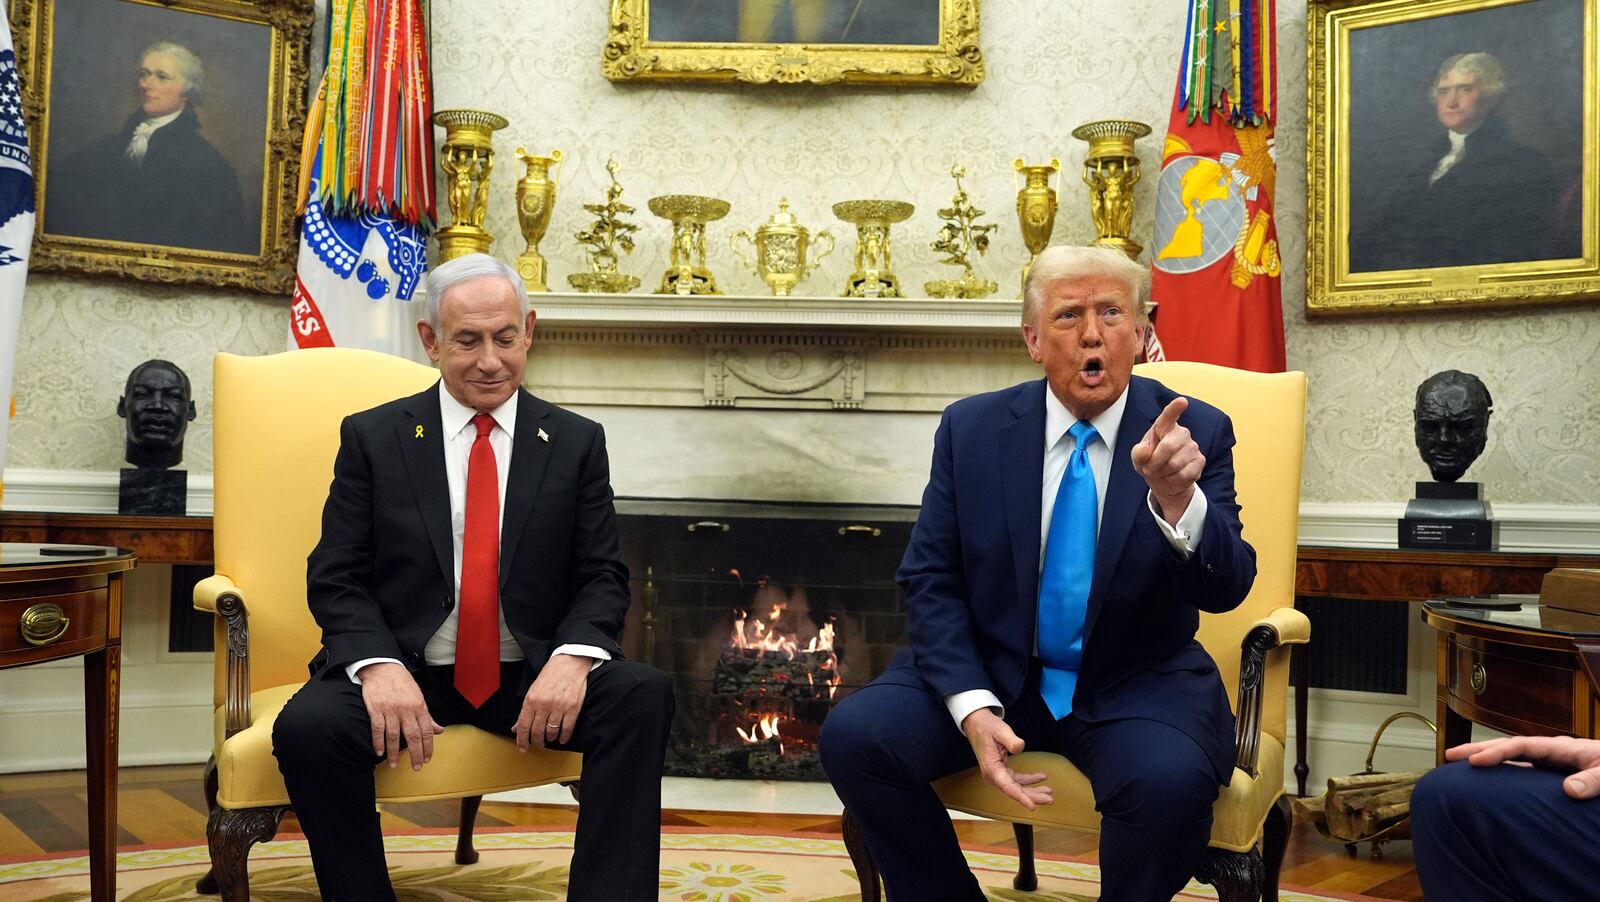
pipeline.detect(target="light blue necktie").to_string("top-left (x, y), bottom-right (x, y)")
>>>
top-left (1038, 420), bottom-right (1099, 720)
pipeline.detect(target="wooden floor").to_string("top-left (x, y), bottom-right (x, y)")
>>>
top-left (0, 765), bottom-right (1422, 900)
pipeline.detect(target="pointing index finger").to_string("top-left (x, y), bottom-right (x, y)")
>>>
top-left (1153, 397), bottom-right (1188, 435)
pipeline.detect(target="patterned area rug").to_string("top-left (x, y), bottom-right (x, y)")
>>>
top-left (0, 827), bottom-right (1383, 901)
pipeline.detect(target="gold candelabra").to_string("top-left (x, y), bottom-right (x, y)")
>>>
top-left (925, 164), bottom-right (998, 299)
top-left (569, 158), bottom-right (641, 294)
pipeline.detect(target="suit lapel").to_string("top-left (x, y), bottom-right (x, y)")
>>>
top-left (396, 384), bottom-right (455, 594)
top-left (1000, 380), bottom-right (1047, 639)
top-left (1084, 376), bottom-right (1160, 640)
top-left (499, 388), bottom-right (554, 589)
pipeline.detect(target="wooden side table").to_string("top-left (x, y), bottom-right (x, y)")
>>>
top-left (0, 544), bottom-right (136, 902)
top-left (1422, 597), bottom-right (1600, 762)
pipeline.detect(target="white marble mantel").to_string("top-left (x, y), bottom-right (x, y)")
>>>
top-left (528, 291), bottom-right (1036, 413)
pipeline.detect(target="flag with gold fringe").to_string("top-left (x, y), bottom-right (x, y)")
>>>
top-left (289, 0), bottom-right (434, 355)
top-left (0, 7), bottom-right (34, 505)
top-left (1149, 0), bottom-right (1285, 373)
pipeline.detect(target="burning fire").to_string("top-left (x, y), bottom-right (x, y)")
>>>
top-left (736, 712), bottom-right (784, 743)
top-left (729, 603), bottom-right (842, 699)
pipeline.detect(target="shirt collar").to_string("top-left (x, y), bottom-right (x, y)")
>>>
top-left (138, 110), bottom-right (184, 132)
top-left (1446, 130), bottom-right (1469, 151)
top-left (438, 381), bottom-right (519, 440)
top-left (1044, 380), bottom-right (1128, 454)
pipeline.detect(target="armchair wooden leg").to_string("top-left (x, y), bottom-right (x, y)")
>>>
top-left (1261, 794), bottom-right (1293, 901)
top-left (1196, 847), bottom-right (1265, 902)
top-left (195, 757), bottom-right (221, 895)
top-left (840, 807), bottom-right (882, 902)
top-left (1011, 823), bottom-right (1038, 891)
top-left (456, 795), bottom-right (483, 865)
top-left (206, 805), bottom-right (287, 902)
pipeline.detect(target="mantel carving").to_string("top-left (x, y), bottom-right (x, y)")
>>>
top-left (524, 292), bottom-right (1034, 411)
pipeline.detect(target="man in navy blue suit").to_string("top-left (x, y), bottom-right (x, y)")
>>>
top-left (1413, 734), bottom-right (1600, 900)
top-left (821, 244), bottom-right (1256, 901)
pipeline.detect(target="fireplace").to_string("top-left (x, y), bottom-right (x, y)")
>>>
top-left (618, 501), bottom-right (915, 779)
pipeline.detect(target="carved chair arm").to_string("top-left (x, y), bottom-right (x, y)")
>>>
top-left (1232, 606), bottom-right (1311, 777)
top-left (195, 574), bottom-right (253, 739)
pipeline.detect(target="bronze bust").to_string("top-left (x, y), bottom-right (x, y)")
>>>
top-left (1413, 370), bottom-right (1492, 483)
top-left (117, 359), bottom-right (197, 470)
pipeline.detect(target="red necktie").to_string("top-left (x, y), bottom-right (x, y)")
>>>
top-left (454, 413), bottom-right (500, 707)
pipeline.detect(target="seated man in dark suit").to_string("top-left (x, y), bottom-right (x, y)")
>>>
top-left (821, 244), bottom-right (1256, 901)
top-left (1413, 735), bottom-right (1600, 901)
top-left (272, 253), bottom-right (672, 901)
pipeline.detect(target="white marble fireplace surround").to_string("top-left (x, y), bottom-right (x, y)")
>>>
top-left (527, 291), bottom-right (1038, 508)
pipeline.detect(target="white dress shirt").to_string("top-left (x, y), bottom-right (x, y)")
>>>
top-left (123, 110), bottom-right (182, 164)
top-left (347, 384), bottom-right (608, 683)
top-left (945, 384), bottom-right (1210, 728)
top-left (1429, 130), bottom-right (1470, 186)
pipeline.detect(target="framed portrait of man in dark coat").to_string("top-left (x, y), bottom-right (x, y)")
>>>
top-left (12, 0), bottom-right (311, 293)
top-left (1308, 0), bottom-right (1599, 315)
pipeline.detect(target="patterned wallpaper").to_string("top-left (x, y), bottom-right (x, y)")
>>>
top-left (7, 0), bottom-right (1597, 504)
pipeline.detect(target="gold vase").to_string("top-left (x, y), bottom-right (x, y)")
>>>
top-left (1013, 157), bottom-right (1061, 291)
top-left (1072, 120), bottom-right (1152, 260)
top-left (433, 109), bottom-right (509, 263)
top-left (648, 195), bottom-right (732, 295)
top-left (832, 199), bottom-right (914, 299)
top-left (730, 199), bottom-right (836, 297)
top-left (513, 148), bottom-right (562, 291)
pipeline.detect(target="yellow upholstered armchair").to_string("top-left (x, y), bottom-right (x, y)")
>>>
top-left (194, 350), bottom-right (582, 901)
top-left (842, 362), bottom-right (1309, 902)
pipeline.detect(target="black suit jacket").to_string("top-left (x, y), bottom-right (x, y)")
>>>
top-left (304, 383), bottom-right (630, 683)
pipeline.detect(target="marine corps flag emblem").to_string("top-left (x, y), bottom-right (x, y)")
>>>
top-left (1150, 0), bottom-right (1285, 373)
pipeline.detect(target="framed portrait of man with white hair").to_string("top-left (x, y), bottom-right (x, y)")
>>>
top-left (1308, 0), bottom-right (1598, 314)
top-left (10, 0), bottom-right (312, 293)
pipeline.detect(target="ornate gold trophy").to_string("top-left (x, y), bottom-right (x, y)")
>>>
top-left (1013, 157), bottom-right (1061, 289)
top-left (433, 109), bottom-right (509, 263)
top-left (1072, 120), bottom-right (1152, 260)
top-left (647, 194), bottom-right (731, 295)
top-left (513, 147), bottom-right (562, 291)
top-left (729, 199), bottom-right (836, 296)
top-left (569, 158), bottom-right (641, 294)
top-left (832, 199), bottom-right (914, 299)
top-left (925, 164), bottom-right (999, 299)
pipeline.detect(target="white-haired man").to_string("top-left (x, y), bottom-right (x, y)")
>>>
top-left (1354, 51), bottom-right (1570, 271)
top-left (45, 41), bottom-right (250, 253)
top-left (273, 254), bottom-right (672, 901)
top-left (822, 245), bottom-right (1256, 901)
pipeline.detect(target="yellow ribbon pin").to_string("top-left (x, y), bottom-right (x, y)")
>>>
top-left (414, 425), bottom-right (424, 439)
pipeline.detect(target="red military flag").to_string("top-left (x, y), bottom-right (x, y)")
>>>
top-left (1149, 0), bottom-right (1285, 373)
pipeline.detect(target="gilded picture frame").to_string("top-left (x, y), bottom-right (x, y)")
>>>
top-left (1308, 0), bottom-right (1599, 315)
top-left (602, 0), bottom-right (983, 86)
top-left (9, 0), bottom-right (312, 294)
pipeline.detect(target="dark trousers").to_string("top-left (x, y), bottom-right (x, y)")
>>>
top-left (1413, 759), bottom-right (1600, 902)
top-left (272, 659), bottom-right (673, 902)
top-left (820, 667), bottom-right (1219, 902)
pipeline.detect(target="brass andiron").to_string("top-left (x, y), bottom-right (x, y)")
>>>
top-left (648, 194), bottom-right (732, 295)
top-left (833, 199), bottom-right (915, 298)
top-left (730, 199), bottom-right (835, 297)
top-left (925, 164), bottom-right (998, 299)
top-left (1013, 157), bottom-right (1061, 292)
top-left (433, 109), bottom-right (510, 263)
top-left (1072, 120), bottom-right (1152, 260)
top-left (513, 147), bottom-right (563, 292)
top-left (569, 158), bottom-right (641, 294)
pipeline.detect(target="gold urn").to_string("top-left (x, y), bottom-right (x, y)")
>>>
top-left (648, 194), bottom-right (732, 295)
top-left (729, 199), bottom-right (836, 297)
top-left (513, 148), bottom-right (563, 292)
top-left (832, 199), bottom-right (915, 299)
top-left (1013, 157), bottom-right (1061, 290)
top-left (433, 109), bottom-right (509, 263)
top-left (1072, 119), bottom-right (1152, 260)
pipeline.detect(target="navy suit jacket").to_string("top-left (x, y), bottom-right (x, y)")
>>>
top-left (881, 375), bottom-right (1257, 780)
top-left (304, 384), bottom-right (631, 689)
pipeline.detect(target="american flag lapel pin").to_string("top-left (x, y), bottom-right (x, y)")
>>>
top-left (537, 427), bottom-right (550, 443)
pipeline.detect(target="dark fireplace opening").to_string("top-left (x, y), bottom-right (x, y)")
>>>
top-left (618, 500), bottom-right (915, 779)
